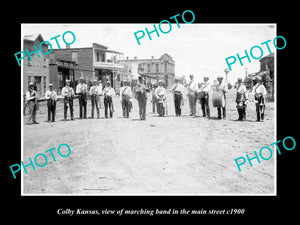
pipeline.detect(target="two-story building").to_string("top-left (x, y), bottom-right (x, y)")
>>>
top-left (23, 34), bottom-right (49, 96)
top-left (118, 53), bottom-right (175, 88)
top-left (51, 43), bottom-right (128, 94)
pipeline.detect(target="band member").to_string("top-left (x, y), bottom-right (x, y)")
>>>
top-left (215, 75), bottom-right (228, 119)
top-left (89, 79), bottom-right (100, 119)
top-left (45, 84), bottom-right (57, 122)
top-left (120, 80), bottom-right (132, 118)
top-left (76, 76), bottom-right (88, 119)
top-left (103, 81), bottom-right (115, 118)
top-left (187, 74), bottom-right (197, 116)
top-left (135, 76), bottom-right (147, 120)
top-left (26, 83), bottom-right (38, 124)
top-left (199, 76), bottom-right (211, 118)
top-left (62, 79), bottom-right (75, 121)
top-left (151, 84), bottom-right (158, 113)
top-left (171, 79), bottom-right (184, 116)
top-left (155, 80), bottom-right (167, 117)
top-left (236, 78), bottom-right (248, 121)
top-left (252, 76), bottom-right (267, 122)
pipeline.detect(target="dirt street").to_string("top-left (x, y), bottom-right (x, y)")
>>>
top-left (22, 89), bottom-right (275, 195)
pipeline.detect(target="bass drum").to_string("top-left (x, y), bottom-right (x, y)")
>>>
top-left (212, 91), bottom-right (225, 107)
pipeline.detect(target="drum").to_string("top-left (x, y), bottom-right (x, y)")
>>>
top-left (212, 91), bottom-right (225, 107)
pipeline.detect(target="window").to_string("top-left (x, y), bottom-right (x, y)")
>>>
top-left (156, 64), bottom-right (159, 73)
top-left (96, 52), bottom-right (100, 62)
top-left (164, 63), bottom-right (168, 72)
top-left (147, 64), bottom-right (150, 72)
top-left (72, 52), bottom-right (78, 64)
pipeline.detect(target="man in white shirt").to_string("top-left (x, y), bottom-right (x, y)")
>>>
top-left (89, 79), bottom-right (100, 119)
top-left (155, 80), bottom-right (167, 117)
top-left (120, 81), bottom-right (132, 118)
top-left (236, 78), bottom-right (248, 121)
top-left (187, 74), bottom-right (197, 116)
top-left (103, 81), bottom-right (115, 118)
top-left (26, 83), bottom-right (38, 124)
top-left (199, 76), bottom-right (211, 118)
top-left (45, 84), bottom-right (57, 122)
top-left (76, 76), bottom-right (88, 119)
top-left (172, 79), bottom-right (184, 116)
top-left (62, 79), bottom-right (75, 121)
top-left (252, 76), bottom-right (267, 121)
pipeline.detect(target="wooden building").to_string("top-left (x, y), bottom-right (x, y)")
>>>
top-left (51, 43), bottom-right (129, 94)
top-left (23, 34), bottom-right (49, 96)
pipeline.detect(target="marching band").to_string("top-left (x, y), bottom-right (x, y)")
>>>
top-left (24, 75), bottom-right (268, 124)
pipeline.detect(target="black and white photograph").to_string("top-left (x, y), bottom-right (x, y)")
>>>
top-left (5, 4), bottom-right (298, 221)
top-left (20, 23), bottom-right (276, 195)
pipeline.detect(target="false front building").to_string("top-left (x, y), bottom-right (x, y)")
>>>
top-left (118, 53), bottom-right (175, 88)
top-left (50, 43), bottom-right (129, 94)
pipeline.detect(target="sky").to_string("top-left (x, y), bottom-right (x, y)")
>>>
top-left (22, 23), bottom-right (276, 83)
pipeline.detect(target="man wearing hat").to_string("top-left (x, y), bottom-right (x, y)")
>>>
top-left (62, 79), bottom-right (75, 121)
top-left (252, 76), bottom-right (267, 122)
top-left (198, 76), bottom-right (211, 118)
top-left (120, 80), bottom-right (132, 118)
top-left (236, 77), bottom-right (248, 121)
top-left (171, 79), bottom-right (184, 116)
top-left (135, 76), bottom-right (148, 120)
top-left (103, 81), bottom-right (115, 118)
top-left (89, 79), bottom-right (100, 119)
top-left (155, 80), bottom-right (167, 117)
top-left (76, 76), bottom-right (88, 119)
top-left (25, 83), bottom-right (38, 124)
top-left (45, 84), bottom-right (57, 122)
top-left (215, 74), bottom-right (228, 119)
top-left (187, 74), bottom-right (197, 116)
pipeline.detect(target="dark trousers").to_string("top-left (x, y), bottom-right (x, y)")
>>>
top-left (152, 95), bottom-right (157, 113)
top-left (47, 99), bottom-right (56, 122)
top-left (78, 93), bottom-right (87, 119)
top-left (28, 101), bottom-right (37, 123)
top-left (104, 96), bottom-right (113, 118)
top-left (157, 102), bottom-right (165, 117)
top-left (199, 93), bottom-right (210, 117)
top-left (64, 96), bottom-right (74, 120)
top-left (174, 93), bottom-right (182, 116)
top-left (217, 106), bottom-right (226, 119)
top-left (138, 96), bottom-right (147, 120)
top-left (255, 95), bottom-right (265, 121)
top-left (122, 97), bottom-right (130, 118)
top-left (237, 107), bottom-right (246, 121)
top-left (91, 94), bottom-right (99, 118)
